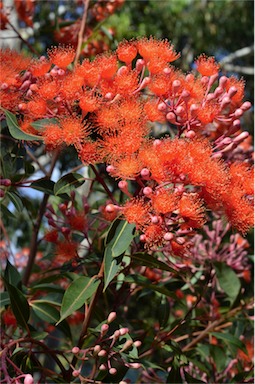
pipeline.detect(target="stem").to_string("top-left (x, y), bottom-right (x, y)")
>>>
top-left (7, 21), bottom-right (39, 55)
top-left (74, 0), bottom-right (90, 66)
top-left (68, 261), bottom-right (105, 379)
top-left (90, 164), bottom-right (118, 204)
top-left (22, 150), bottom-right (59, 286)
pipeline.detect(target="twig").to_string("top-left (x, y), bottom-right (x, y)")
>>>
top-left (74, 0), bottom-right (90, 66)
top-left (7, 21), bottom-right (39, 55)
top-left (90, 164), bottom-right (118, 204)
top-left (22, 150), bottom-right (59, 286)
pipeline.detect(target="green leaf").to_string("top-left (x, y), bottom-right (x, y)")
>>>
top-left (31, 118), bottom-right (58, 131)
top-left (54, 173), bottom-right (85, 196)
top-left (184, 371), bottom-right (206, 383)
top-left (131, 252), bottom-right (176, 273)
top-left (104, 253), bottom-right (123, 291)
top-left (158, 296), bottom-right (170, 328)
top-left (30, 178), bottom-right (55, 195)
top-left (6, 191), bottom-right (24, 213)
top-left (3, 279), bottom-right (30, 330)
top-left (214, 262), bottom-right (241, 305)
top-left (4, 259), bottom-right (22, 289)
top-left (166, 365), bottom-right (182, 384)
top-left (124, 275), bottom-right (175, 298)
top-left (0, 291), bottom-right (10, 307)
top-left (1, 108), bottom-right (43, 141)
top-left (211, 332), bottom-right (247, 354)
top-left (105, 219), bottom-right (136, 258)
top-left (31, 301), bottom-right (71, 339)
top-left (0, 204), bottom-right (16, 219)
top-left (58, 276), bottom-right (100, 324)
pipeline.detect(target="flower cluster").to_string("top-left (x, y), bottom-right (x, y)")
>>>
top-left (0, 37), bottom-right (253, 251)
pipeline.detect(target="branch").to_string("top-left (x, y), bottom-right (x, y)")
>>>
top-left (74, 0), bottom-right (90, 66)
top-left (220, 45), bottom-right (254, 64)
top-left (22, 150), bottom-right (59, 286)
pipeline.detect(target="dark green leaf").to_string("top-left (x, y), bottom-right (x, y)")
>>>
top-left (124, 275), bottom-right (175, 298)
top-left (31, 301), bottom-right (71, 339)
top-left (58, 276), bottom-right (100, 324)
top-left (3, 279), bottom-right (30, 330)
top-left (131, 252), bottom-right (176, 273)
top-left (105, 219), bottom-right (135, 258)
top-left (166, 365), bottom-right (182, 384)
top-left (214, 262), bottom-right (241, 305)
top-left (54, 173), bottom-right (85, 196)
top-left (30, 178), bottom-right (55, 195)
top-left (104, 253), bottom-right (123, 291)
top-left (6, 191), bottom-right (23, 213)
top-left (211, 332), bottom-right (247, 354)
top-left (158, 296), bottom-right (170, 328)
top-left (0, 291), bottom-right (10, 307)
top-left (1, 108), bottom-right (43, 141)
top-left (184, 371), bottom-right (206, 383)
top-left (4, 259), bottom-right (22, 289)
top-left (0, 203), bottom-right (16, 219)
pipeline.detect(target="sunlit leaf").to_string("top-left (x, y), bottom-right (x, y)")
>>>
top-left (54, 173), bottom-right (85, 196)
top-left (214, 262), bottom-right (241, 305)
top-left (57, 276), bottom-right (100, 324)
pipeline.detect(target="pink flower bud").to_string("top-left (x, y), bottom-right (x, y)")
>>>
top-left (175, 106), bottom-right (185, 116)
top-left (153, 139), bottom-right (161, 147)
top-left (93, 345), bottom-right (101, 355)
top-left (133, 340), bottom-right (142, 348)
top-left (228, 86), bottom-right (237, 98)
top-left (233, 131), bottom-right (249, 144)
top-left (109, 368), bottom-right (117, 375)
top-left (190, 104), bottom-right (198, 117)
top-left (185, 74), bottom-right (194, 82)
top-left (113, 330), bottom-right (120, 339)
top-left (107, 311), bottom-right (117, 323)
top-left (72, 370), bottom-right (80, 377)
top-left (57, 68), bottom-right (65, 76)
top-left (72, 347), bottom-right (80, 354)
top-left (118, 180), bottom-right (128, 191)
top-left (201, 76), bottom-right (209, 86)
top-left (100, 323), bottom-right (109, 336)
top-left (0, 179), bottom-right (11, 187)
top-left (106, 165), bottom-right (115, 173)
top-left (129, 362), bottom-right (141, 369)
top-left (98, 349), bottom-right (107, 357)
top-left (140, 168), bottom-right (151, 179)
top-left (181, 90), bottom-right (190, 100)
top-left (176, 237), bottom-right (185, 245)
top-left (140, 234), bottom-right (146, 242)
top-left (163, 67), bottom-right (172, 75)
top-left (219, 75), bottom-right (228, 88)
top-left (158, 102), bottom-right (166, 111)
top-left (151, 216), bottom-right (159, 224)
top-left (240, 101), bottom-right (252, 111)
top-left (117, 66), bottom-right (128, 76)
top-left (105, 204), bottom-right (115, 213)
top-left (164, 232), bottom-right (174, 241)
top-left (119, 327), bottom-right (129, 336)
top-left (120, 339), bottom-right (133, 351)
top-left (213, 86), bottom-right (223, 97)
top-left (135, 59), bottom-right (145, 72)
top-left (185, 130), bottom-right (196, 139)
top-left (143, 187), bottom-right (152, 196)
top-left (234, 108), bottom-right (244, 118)
top-left (24, 374), bottom-right (34, 384)
top-left (99, 364), bottom-right (107, 370)
top-left (0, 190), bottom-right (5, 198)
top-left (220, 96), bottom-right (231, 109)
top-left (166, 112), bottom-right (176, 122)
top-left (1, 83), bottom-right (8, 90)
top-left (105, 92), bottom-right (114, 100)
top-left (172, 79), bottom-right (181, 93)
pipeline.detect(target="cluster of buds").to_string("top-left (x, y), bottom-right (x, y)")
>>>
top-left (0, 178), bottom-right (11, 199)
top-left (70, 312), bottom-right (141, 378)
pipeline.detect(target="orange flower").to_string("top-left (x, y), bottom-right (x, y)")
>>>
top-left (29, 58), bottom-right (51, 77)
top-left (148, 74), bottom-right (170, 96)
top-left (93, 53), bottom-right (118, 80)
top-left (114, 69), bottom-right (139, 95)
top-left (123, 198), bottom-right (150, 228)
top-left (229, 162), bottom-right (254, 195)
top-left (195, 54), bottom-right (220, 76)
top-left (144, 224), bottom-right (165, 246)
top-left (151, 188), bottom-right (179, 214)
top-left (137, 37), bottom-right (180, 63)
top-left (43, 124), bottom-right (63, 149)
top-left (44, 229), bottom-right (59, 243)
top-left (109, 155), bottom-right (142, 179)
top-left (79, 91), bottom-right (99, 113)
top-left (60, 116), bottom-right (89, 146)
top-left (225, 76), bottom-right (245, 106)
top-left (55, 241), bottom-right (78, 264)
top-left (48, 45), bottom-right (75, 68)
top-left (26, 98), bottom-right (47, 118)
top-left (179, 193), bottom-right (206, 228)
top-left (144, 100), bottom-right (166, 123)
top-left (36, 78), bottom-right (58, 100)
top-left (196, 102), bottom-right (219, 125)
top-left (68, 213), bottom-right (87, 232)
top-left (116, 40), bottom-right (137, 64)
top-left (78, 140), bottom-right (101, 165)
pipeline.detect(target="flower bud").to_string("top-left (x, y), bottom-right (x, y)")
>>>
top-left (141, 168), bottom-right (151, 179)
top-left (172, 79), bottom-right (181, 93)
top-left (24, 374), bottom-right (34, 384)
top-left (72, 347), bottom-right (80, 354)
top-left (129, 362), bottom-right (141, 369)
top-left (98, 349), bottom-right (107, 357)
top-left (143, 187), bottom-right (152, 196)
top-left (234, 108), bottom-right (244, 118)
top-left (100, 323), bottom-right (109, 336)
top-left (99, 364), bottom-right (107, 370)
top-left (219, 75), bottom-right (228, 88)
top-left (158, 102), bottom-right (166, 111)
top-left (164, 232), bottom-right (174, 241)
top-left (93, 345), bottom-right (101, 355)
top-left (185, 130), bottom-right (196, 139)
top-left (119, 327), bottom-right (129, 336)
top-left (240, 101), bottom-right (252, 111)
top-left (72, 370), bottom-right (80, 377)
top-left (166, 112), bottom-right (176, 122)
top-left (133, 340), bottom-right (142, 348)
top-left (0, 179), bottom-right (11, 187)
top-left (109, 368), bottom-right (117, 375)
top-left (233, 131), bottom-right (249, 144)
top-left (135, 59), bottom-right (145, 72)
top-left (227, 86), bottom-right (237, 98)
top-left (120, 339), bottom-right (133, 352)
top-left (107, 312), bottom-right (117, 324)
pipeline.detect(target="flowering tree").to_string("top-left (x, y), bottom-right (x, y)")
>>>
top-left (0, 1), bottom-right (254, 383)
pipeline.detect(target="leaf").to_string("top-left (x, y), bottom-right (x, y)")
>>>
top-left (124, 275), bottom-right (175, 298)
top-left (54, 173), bottom-right (85, 196)
top-left (214, 262), bottom-right (241, 305)
top-left (0, 291), bottom-right (10, 307)
top-left (3, 279), bottom-right (30, 330)
top-left (105, 219), bottom-right (136, 258)
top-left (131, 253), bottom-right (176, 273)
top-left (4, 259), bottom-right (22, 289)
top-left (211, 332), bottom-right (247, 354)
top-left (166, 365), bottom-right (182, 384)
top-left (104, 253), bottom-right (123, 291)
top-left (6, 191), bottom-right (24, 213)
top-left (158, 296), bottom-right (170, 328)
top-left (31, 118), bottom-right (58, 130)
top-left (1, 108), bottom-right (43, 141)
top-left (30, 178), bottom-right (55, 195)
top-left (31, 301), bottom-right (71, 339)
top-left (57, 276), bottom-right (100, 324)
top-left (184, 371), bottom-right (206, 383)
